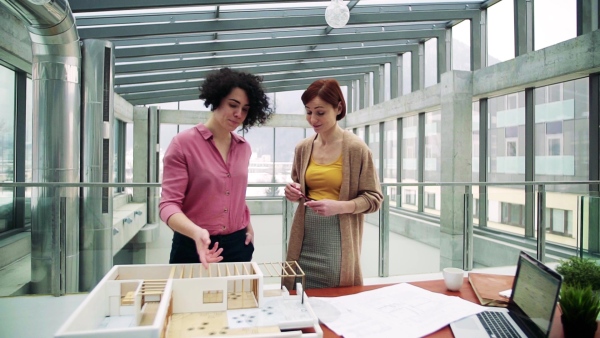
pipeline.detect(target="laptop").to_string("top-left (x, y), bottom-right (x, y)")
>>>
top-left (450, 251), bottom-right (563, 338)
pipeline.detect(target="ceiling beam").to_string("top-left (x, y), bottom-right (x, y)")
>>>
top-left (78, 10), bottom-right (478, 40)
top-left (116, 65), bottom-right (379, 94)
top-left (115, 44), bottom-right (416, 74)
top-left (115, 55), bottom-right (397, 85)
top-left (123, 73), bottom-right (363, 104)
top-left (115, 29), bottom-right (444, 59)
top-left (69, 0), bottom-right (329, 13)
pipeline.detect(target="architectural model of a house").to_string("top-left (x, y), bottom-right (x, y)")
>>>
top-left (55, 261), bottom-right (322, 338)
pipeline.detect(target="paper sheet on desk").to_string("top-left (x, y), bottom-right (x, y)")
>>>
top-left (310, 283), bottom-right (485, 338)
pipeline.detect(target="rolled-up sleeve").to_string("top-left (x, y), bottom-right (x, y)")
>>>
top-left (352, 147), bottom-right (383, 214)
top-left (159, 139), bottom-right (188, 224)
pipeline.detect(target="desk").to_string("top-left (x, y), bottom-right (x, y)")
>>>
top-left (305, 278), bottom-right (599, 338)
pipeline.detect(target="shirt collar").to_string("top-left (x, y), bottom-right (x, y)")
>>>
top-left (195, 123), bottom-right (246, 144)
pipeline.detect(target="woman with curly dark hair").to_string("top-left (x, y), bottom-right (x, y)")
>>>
top-left (159, 68), bottom-right (273, 268)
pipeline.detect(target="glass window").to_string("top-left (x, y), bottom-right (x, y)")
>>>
top-left (355, 126), bottom-right (365, 142)
top-left (404, 189), bottom-right (417, 205)
top-left (472, 102), bottom-right (480, 225)
top-left (500, 202), bottom-right (525, 227)
top-left (534, 78), bottom-right (587, 249)
top-left (546, 208), bottom-right (573, 237)
top-left (179, 99), bottom-right (209, 111)
top-left (0, 65), bottom-right (16, 234)
top-left (534, 0), bottom-right (576, 51)
top-left (534, 79), bottom-right (588, 180)
top-left (472, 102), bottom-right (480, 181)
top-left (402, 115), bottom-right (419, 211)
top-left (244, 127), bottom-right (274, 197)
top-left (452, 19), bottom-right (471, 71)
top-left (424, 111), bottom-right (440, 215)
top-left (274, 91), bottom-right (305, 115)
top-left (113, 120), bottom-right (126, 192)
top-left (487, 92), bottom-right (526, 236)
top-left (487, 0), bottom-right (515, 66)
top-left (274, 127), bottom-right (304, 185)
top-left (24, 78), bottom-right (32, 228)
top-left (424, 38), bottom-right (438, 88)
top-left (383, 120), bottom-right (397, 207)
top-left (368, 124), bottom-right (380, 175)
top-left (125, 122), bottom-right (133, 186)
top-left (159, 124), bottom-right (178, 183)
top-left (424, 192), bottom-right (436, 210)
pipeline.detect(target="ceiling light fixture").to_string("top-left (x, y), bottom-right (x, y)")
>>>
top-left (325, 0), bottom-right (350, 29)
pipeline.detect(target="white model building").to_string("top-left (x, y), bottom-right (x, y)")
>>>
top-left (55, 262), bottom-right (322, 338)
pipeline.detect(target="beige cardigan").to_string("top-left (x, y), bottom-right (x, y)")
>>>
top-left (285, 130), bottom-right (383, 287)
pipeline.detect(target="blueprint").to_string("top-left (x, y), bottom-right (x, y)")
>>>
top-left (310, 283), bottom-right (485, 338)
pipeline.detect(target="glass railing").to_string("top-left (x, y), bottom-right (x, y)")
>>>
top-left (0, 180), bottom-right (598, 297)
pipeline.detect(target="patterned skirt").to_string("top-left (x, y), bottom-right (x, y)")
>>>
top-left (298, 207), bottom-right (342, 289)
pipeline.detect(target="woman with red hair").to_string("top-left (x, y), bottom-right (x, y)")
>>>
top-left (284, 78), bottom-right (383, 288)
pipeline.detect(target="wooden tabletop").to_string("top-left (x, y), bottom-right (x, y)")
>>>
top-left (304, 278), bottom-right (597, 338)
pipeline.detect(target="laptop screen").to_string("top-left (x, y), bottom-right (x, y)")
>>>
top-left (510, 252), bottom-right (562, 336)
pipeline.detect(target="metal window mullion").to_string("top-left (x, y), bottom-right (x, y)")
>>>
top-left (118, 121), bottom-right (126, 188)
top-left (436, 33), bottom-right (445, 82)
top-left (480, 8), bottom-right (488, 68)
top-left (378, 121), bottom-right (384, 181)
top-left (418, 43), bottom-right (425, 91)
top-left (463, 185), bottom-right (473, 270)
top-left (445, 28), bottom-right (452, 73)
top-left (378, 193), bottom-right (390, 277)
top-left (577, 0), bottom-right (600, 35)
top-left (391, 57), bottom-right (399, 99)
top-left (536, 184), bottom-right (546, 262)
top-left (514, 0), bottom-right (534, 56)
top-left (589, 73), bottom-right (600, 254)
top-left (397, 118), bottom-right (403, 208)
top-left (418, 112), bottom-right (425, 213)
top-left (525, 87), bottom-right (535, 238)
top-left (14, 71), bottom-right (27, 231)
top-left (470, 12), bottom-right (483, 71)
top-left (479, 98), bottom-right (488, 228)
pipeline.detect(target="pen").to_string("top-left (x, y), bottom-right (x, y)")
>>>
top-left (299, 191), bottom-right (315, 201)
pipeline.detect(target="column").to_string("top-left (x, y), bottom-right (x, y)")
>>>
top-left (439, 70), bottom-right (473, 269)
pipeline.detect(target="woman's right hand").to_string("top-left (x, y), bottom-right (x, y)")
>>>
top-left (284, 182), bottom-right (302, 202)
top-left (194, 227), bottom-right (223, 269)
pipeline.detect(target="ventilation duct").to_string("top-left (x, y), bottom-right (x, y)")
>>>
top-left (0, 0), bottom-right (80, 295)
top-left (80, 39), bottom-right (114, 292)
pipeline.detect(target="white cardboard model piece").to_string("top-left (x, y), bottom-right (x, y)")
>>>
top-left (55, 261), bottom-right (322, 338)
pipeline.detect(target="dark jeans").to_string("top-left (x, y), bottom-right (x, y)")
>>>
top-left (169, 228), bottom-right (254, 264)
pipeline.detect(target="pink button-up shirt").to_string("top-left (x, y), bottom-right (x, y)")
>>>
top-left (159, 124), bottom-right (251, 235)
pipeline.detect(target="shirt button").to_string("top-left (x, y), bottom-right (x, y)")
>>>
top-left (222, 225), bottom-right (226, 230)
top-left (225, 191), bottom-right (230, 196)
top-left (226, 173), bottom-right (231, 178)
top-left (224, 208), bottom-right (228, 213)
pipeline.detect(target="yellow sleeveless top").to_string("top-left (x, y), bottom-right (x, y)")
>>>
top-left (305, 154), bottom-right (343, 201)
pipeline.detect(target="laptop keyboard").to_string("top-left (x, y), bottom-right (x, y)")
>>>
top-left (477, 311), bottom-right (521, 338)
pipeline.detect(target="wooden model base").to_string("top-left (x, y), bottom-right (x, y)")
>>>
top-left (55, 262), bottom-right (320, 338)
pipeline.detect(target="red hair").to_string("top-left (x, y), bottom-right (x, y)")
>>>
top-left (301, 78), bottom-right (346, 120)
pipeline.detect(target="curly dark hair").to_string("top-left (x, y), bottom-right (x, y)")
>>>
top-left (199, 67), bottom-right (273, 132)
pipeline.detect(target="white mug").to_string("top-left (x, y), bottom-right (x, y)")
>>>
top-left (443, 267), bottom-right (465, 291)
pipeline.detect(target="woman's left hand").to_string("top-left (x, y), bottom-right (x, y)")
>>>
top-left (305, 199), bottom-right (339, 217)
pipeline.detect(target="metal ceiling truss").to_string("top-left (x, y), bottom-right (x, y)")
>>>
top-left (115, 55), bottom-right (398, 85)
top-left (123, 73), bottom-right (364, 105)
top-left (69, 0), bottom-right (481, 105)
top-left (116, 65), bottom-right (380, 95)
